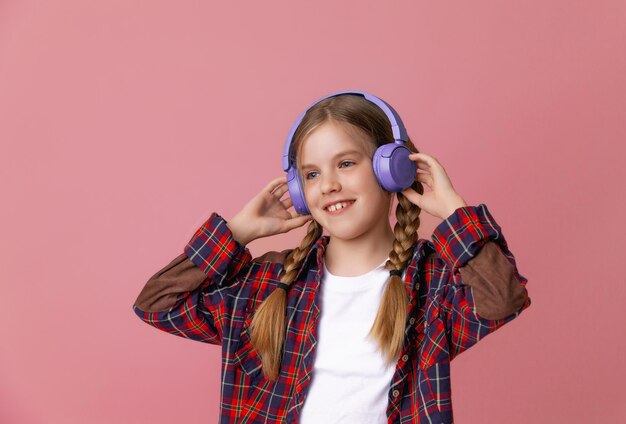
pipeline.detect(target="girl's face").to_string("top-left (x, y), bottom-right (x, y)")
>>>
top-left (298, 120), bottom-right (393, 242)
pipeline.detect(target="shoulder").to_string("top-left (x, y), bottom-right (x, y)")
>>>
top-left (251, 248), bottom-right (294, 265)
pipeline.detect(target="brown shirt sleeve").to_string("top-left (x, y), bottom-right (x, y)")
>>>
top-left (134, 249), bottom-right (294, 313)
top-left (133, 253), bottom-right (206, 312)
top-left (456, 241), bottom-right (529, 320)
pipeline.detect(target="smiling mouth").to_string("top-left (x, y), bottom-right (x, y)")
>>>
top-left (324, 200), bottom-right (355, 214)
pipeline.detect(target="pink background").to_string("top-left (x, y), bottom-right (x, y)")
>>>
top-left (1, 1), bottom-right (625, 422)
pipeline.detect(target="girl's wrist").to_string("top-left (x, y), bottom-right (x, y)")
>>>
top-left (226, 216), bottom-right (255, 246)
top-left (441, 196), bottom-right (468, 220)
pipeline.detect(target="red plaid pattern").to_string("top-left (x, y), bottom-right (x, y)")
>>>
top-left (133, 204), bottom-right (530, 423)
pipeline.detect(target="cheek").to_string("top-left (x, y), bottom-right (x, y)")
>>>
top-left (302, 183), bottom-right (314, 201)
top-left (302, 185), bottom-right (320, 213)
top-left (360, 170), bottom-right (383, 192)
top-left (367, 180), bottom-right (393, 208)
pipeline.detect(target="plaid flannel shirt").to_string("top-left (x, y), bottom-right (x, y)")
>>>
top-left (133, 204), bottom-right (531, 423)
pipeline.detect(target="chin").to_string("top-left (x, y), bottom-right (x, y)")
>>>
top-left (325, 223), bottom-right (368, 241)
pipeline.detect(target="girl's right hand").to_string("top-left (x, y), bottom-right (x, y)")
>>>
top-left (226, 176), bottom-right (313, 245)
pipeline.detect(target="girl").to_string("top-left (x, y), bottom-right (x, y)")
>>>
top-left (133, 91), bottom-right (531, 423)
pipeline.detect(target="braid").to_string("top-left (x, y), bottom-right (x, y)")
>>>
top-left (369, 137), bottom-right (424, 365)
top-left (250, 219), bottom-right (323, 380)
top-left (279, 220), bottom-right (323, 285)
top-left (391, 180), bottom-right (423, 273)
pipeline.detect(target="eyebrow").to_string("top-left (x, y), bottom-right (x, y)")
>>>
top-left (301, 149), bottom-right (364, 170)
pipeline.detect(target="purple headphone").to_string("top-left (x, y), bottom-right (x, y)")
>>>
top-left (281, 90), bottom-right (417, 215)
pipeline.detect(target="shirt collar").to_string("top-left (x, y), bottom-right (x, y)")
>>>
top-left (295, 234), bottom-right (436, 297)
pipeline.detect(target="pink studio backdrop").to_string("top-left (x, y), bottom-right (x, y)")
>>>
top-left (1, 1), bottom-right (624, 423)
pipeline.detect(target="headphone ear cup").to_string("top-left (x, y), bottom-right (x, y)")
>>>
top-left (286, 167), bottom-right (310, 215)
top-left (372, 144), bottom-right (417, 192)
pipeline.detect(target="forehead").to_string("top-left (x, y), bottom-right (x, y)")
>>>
top-left (297, 121), bottom-right (375, 167)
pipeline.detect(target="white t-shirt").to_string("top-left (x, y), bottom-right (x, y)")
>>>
top-left (299, 257), bottom-right (404, 423)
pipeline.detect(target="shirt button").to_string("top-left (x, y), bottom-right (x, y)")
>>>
top-left (402, 354), bottom-right (408, 362)
top-left (409, 317), bottom-right (415, 325)
top-left (392, 389), bottom-right (400, 398)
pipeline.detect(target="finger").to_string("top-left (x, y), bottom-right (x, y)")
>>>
top-left (410, 153), bottom-right (450, 182)
top-left (408, 153), bottom-right (437, 169)
top-left (408, 157), bottom-right (432, 172)
top-left (287, 208), bottom-right (309, 219)
top-left (415, 172), bottom-right (433, 187)
top-left (283, 214), bottom-right (313, 231)
top-left (401, 187), bottom-right (422, 207)
top-left (265, 176), bottom-right (288, 193)
top-left (409, 152), bottom-right (437, 161)
top-left (272, 183), bottom-right (290, 198)
top-left (282, 197), bottom-right (293, 209)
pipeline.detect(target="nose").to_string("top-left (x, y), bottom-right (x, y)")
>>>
top-left (321, 171), bottom-right (341, 194)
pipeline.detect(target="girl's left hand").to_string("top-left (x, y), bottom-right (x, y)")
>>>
top-left (401, 152), bottom-right (468, 220)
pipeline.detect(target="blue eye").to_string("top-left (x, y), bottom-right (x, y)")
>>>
top-left (304, 161), bottom-right (354, 180)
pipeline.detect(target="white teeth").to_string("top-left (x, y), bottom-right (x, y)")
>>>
top-left (327, 201), bottom-right (353, 212)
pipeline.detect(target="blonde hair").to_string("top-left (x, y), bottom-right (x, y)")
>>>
top-left (250, 94), bottom-right (424, 380)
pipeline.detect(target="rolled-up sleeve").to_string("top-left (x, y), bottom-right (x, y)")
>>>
top-left (429, 204), bottom-right (531, 359)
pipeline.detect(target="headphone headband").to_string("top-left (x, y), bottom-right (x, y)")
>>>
top-left (281, 90), bottom-right (409, 172)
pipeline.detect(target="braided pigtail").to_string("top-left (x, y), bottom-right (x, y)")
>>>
top-left (250, 219), bottom-right (323, 380)
top-left (369, 141), bottom-right (424, 365)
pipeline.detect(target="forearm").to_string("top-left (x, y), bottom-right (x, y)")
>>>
top-left (440, 196), bottom-right (468, 220)
top-left (226, 215), bottom-right (256, 246)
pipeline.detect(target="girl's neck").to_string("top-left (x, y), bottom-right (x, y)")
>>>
top-left (323, 224), bottom-right (396, 277)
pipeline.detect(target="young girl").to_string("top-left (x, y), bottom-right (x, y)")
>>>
top-left (133, 91), bottom-right (531, 423)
